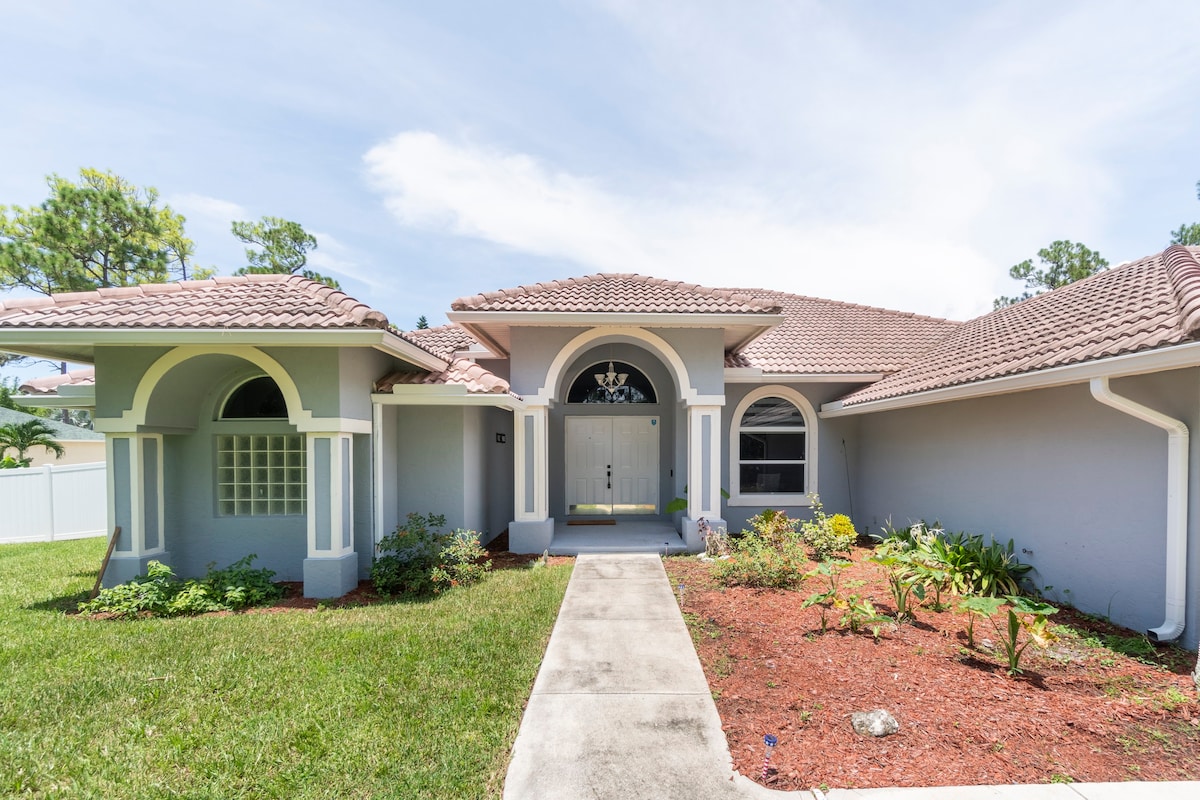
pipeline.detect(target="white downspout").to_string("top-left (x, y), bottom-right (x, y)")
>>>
top-left (1090, 377), bottom-right (1189, 642)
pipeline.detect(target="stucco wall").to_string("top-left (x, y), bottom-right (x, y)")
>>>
top-left (506, 326), bottom-right (727, 399)
top-left (392, 405), bottom-right (468, 529)
top-left (484, 406), bottom-right (514, 543)
top-left (853, 370), bottom-right (1200, 649)
top-left (721, 382), bottom-right (863, 534)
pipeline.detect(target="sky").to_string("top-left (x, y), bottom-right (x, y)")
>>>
top-left (2, 0), bottom-right (1199, 358)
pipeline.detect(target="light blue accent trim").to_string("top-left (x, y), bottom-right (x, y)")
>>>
top-left (340, 437), bottom-right (351, 549)
top-left (315, 438), bottom-right (331, 551)
top-left (143, 438), bottom-right (159, 550)
top-left (113, 438), bottom-right (132, 552)
top-left (701, 415), bottom-right (712, 510)
top-left (523, 415), bottom-right (535, 514)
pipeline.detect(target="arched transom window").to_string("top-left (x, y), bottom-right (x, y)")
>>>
top-left (567, 361), bottom-right (657, 404)
top-left (730, 387), bottom-right (816, 506)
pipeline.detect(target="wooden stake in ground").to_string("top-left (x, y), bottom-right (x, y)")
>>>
top-left (90, 526), bottom-right (122, 598)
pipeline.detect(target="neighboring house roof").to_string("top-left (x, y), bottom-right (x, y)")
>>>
top-left (0, 275), bottom-right (389, 330)
top-left (0, 407), bottom-right (103, 440)
top-left (451, 273), bottom-right (780, 314)
top-left (722, 290), bottom-right (960, 375)
top-left (375, 359), bottom-right (516, 397)
top-left (840, 245), bottom-right (1200, 406)
top-left (401, 324), bottom-right (480, 359)
top-left (19, 367), bottom-right (95, 395)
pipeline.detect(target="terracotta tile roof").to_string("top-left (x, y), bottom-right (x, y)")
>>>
top-left (375, 359), bottom-right (516, 397)
top-left (401, 324), bottom-right (479, 359)
top-left (722, 290), bottom-right (960, 374)
top-left (0, 275), bottom-right (389, 330)
top-left (840, 245), bottom-right (1200, 406)
top-left (451, 273), bottom-right (780, 314)
top-left (19, 367), bottom-right (96, 394)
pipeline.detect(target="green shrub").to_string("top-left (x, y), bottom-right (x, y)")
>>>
top-left (78, 556), bottom-right (282, 618)
top-left (373, 512), bottom-right (492, 596)
top-left (713, 532), bottom-right (808, 589)
top-left (799, 495), bottom-right (857, 560)
top-left (879, 522), bottom-right (1031, 597)
top-left (714, 510), bottom-right (807, 589)
top-left (431, 530), bottom-right (492, 590)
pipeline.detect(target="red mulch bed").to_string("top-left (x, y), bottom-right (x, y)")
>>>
top-left (664, 547), bottom-right (1200, 791)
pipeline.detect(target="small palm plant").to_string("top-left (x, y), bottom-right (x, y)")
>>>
top-left (0, 420), bottom-right (66, 468)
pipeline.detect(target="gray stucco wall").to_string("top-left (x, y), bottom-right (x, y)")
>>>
top-left (720, 382), bottom-right (863, 534)
top-left (383, 404), bottom-right (513, 543)
top-left (853, 370), bottom-right (1200, 649)
top-left (506, 326), bottom-right (727, 399)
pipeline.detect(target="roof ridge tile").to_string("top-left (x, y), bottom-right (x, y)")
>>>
top-left (1163, 245), bottom-right (1200, 334)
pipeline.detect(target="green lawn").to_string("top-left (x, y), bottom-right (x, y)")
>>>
top-left (0, 538), bottom-right (571, 799)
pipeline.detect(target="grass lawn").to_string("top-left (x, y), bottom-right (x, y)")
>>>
top-left (0, 538), bottom-right (571, 799)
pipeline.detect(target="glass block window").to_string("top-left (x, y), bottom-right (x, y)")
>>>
top-left (738, 397), bottom-right (807, 495)
top-left (216, 434), bottom-right (306, 516)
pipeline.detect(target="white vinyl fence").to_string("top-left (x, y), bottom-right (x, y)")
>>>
top-left (0, 462), bottom-right (107, 544)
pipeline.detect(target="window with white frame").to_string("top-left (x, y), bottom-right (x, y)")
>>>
top-left (730, 388), bottom-right (815, 506)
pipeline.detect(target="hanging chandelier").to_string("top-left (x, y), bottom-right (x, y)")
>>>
top-left (594, 361), bottom-right (628, 395)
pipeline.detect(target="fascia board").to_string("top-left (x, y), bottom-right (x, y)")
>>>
top-left (447, 310), bottom-right (784, 328)
top-left (0, 327), bottom-right (448, 372)
top-left (12, 395), bottom-right (95, 410)
top-left (819, 341), bottom-right (1200, 418)
top-left (370, 392), bottom-right (524, 410)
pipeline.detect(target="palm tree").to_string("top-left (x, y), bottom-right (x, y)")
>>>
top-left (0, 420), bottom-right (66, 467)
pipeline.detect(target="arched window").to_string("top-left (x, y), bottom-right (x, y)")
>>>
top-left (567, 361), bottom-right (657, 404)
top-left (220, 376), bottom-right (288, 419)
top-left (729, 387), bottom-right (816, 506)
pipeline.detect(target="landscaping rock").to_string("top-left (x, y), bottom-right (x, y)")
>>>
top-left (851, 709), bottom-right (899, 737)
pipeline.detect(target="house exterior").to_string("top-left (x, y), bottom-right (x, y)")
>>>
top-left (0, 406), bottom-right (105, 466)
top-left (1, 246), bottom-right (1198, 650)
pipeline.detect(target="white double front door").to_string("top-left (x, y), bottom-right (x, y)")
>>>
top-left (565, 416), bottom-right (659, 515)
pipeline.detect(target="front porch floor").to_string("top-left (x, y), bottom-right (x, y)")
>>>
top-left (548, 519), bottom-right (686, 555)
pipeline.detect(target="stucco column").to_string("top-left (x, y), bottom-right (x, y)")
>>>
top-left (103, 433), bottom-right (166, 586)
top-left (683, 404), bottom-right (725, 551)
top-left (303, 432), bottom-right (357, 598)
top-left (509, 404), bottom-right (554, 553)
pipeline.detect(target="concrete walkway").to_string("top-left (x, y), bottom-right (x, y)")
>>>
top-left (502, 554), bottom-right (1199, 800)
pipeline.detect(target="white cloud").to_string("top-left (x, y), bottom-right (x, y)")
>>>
top-left (166, 193), bottom-right (248, 231)
top-left (364, 132), bottom-right (992, 319)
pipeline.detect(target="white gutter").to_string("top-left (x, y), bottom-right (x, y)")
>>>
top-left (1090, 377), bottom-right (1189, 642)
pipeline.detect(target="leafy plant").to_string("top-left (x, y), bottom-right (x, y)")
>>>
top-left (870, 546), bottom-right (926, 623)
top-left (878, 522), bottom-right (1031, 597)
top-left (78, 556), bottom-right (282, 618)
top-left (958, 595), bottom-right (1059, 674)
top-left (799, 494), bottom-right (856, 559)
top-left (713, 528), bottom-right (808, 589)
top-left (372, 513), bottom-right (492, 596)
top-left (702, 525), bottom-right (731, 557)
top-left (431, 530), bottom-right (492, 590)
top-left (957, 595), bottom-right (1005, 649)
top-left (801, 559), bottom-right (851, 632)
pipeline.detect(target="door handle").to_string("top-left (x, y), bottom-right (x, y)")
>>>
top-left (607, 465), bottom-right (611, 489)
